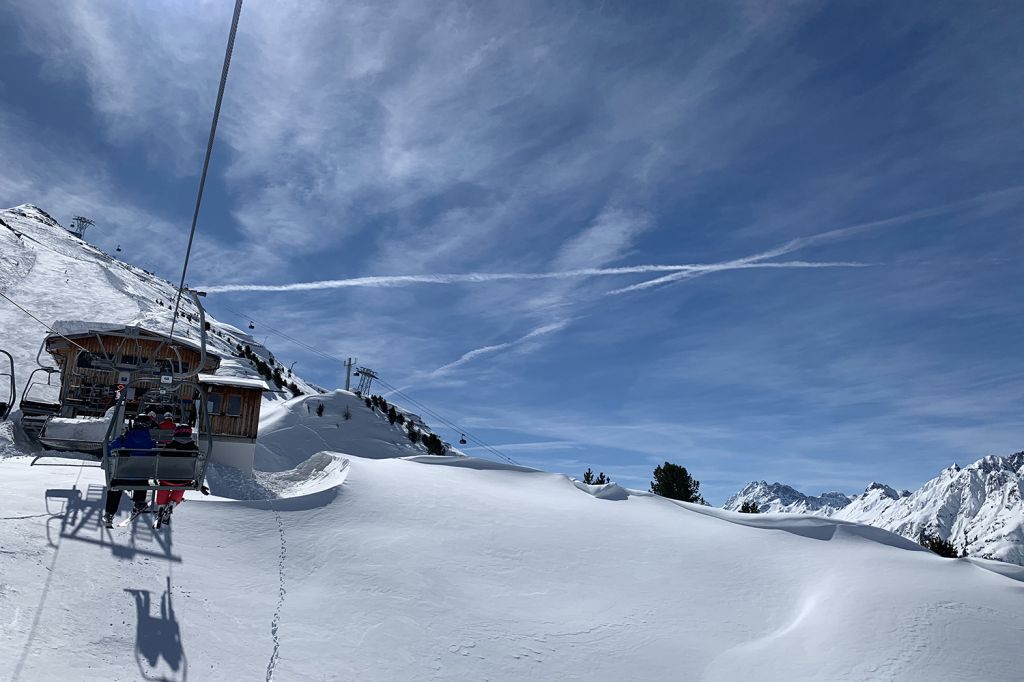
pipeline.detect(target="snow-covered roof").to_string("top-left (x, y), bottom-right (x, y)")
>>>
top-left (49, 320), bottom-right (212, 355)
top-left (198, 373), bottom-right (271, 391)
top-left (51, 320), bottom-right (130, 336)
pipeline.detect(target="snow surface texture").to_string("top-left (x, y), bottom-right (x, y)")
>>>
top-left (3, 204), bottom-right (1024, 678)
top-left (725, 452), bottom-right (1024, 566)
top-left (3, 446), bottom-right (1024, 681)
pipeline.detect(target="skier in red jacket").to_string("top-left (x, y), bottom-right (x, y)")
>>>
top-left (154, 425), bottom-right (202, 525)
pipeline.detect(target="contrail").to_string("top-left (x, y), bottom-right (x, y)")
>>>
top-left (429, 320), bottom-right (571, 378)
top-left (614, 184), bottom-right (1024, 294)
top-left (201, 260), bottom-right (866, 293)
top-left (607, 260), bottom-right (866, 294)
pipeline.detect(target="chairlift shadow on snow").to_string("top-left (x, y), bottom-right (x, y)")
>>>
top-left (125, 576), bottom-right (188, 682)
top-left (44, 483), bottom-right (181, 563)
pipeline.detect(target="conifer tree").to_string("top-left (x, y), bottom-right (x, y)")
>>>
top-left (650, 462), bottom-right (705, 503)
top-left (921, 534), bottom-right (959, 558)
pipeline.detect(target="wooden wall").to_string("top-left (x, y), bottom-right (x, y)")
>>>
top-left (204, 385), bottom-right (261, 439)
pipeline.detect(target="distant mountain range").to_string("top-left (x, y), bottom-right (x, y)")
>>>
top-left (725, 452), bottom-right (1024, 566)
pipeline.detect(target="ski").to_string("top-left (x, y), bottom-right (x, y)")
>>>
top-left (153, 503), bottom-right (176, 529)
top-left (117, 507), bottom-right (151, 527)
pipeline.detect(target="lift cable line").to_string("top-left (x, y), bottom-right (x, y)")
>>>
top-left (0, 290), bottom-right (92, 355)
top-left (218, 304), bottom-right (350, 366)
top-left (168, 0), bottom-right (244, 340)
top-left (373, 376), bottom-right (521, 467)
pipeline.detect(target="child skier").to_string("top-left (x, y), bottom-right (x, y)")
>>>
top-left (153, 425), bottom-right (203, 526)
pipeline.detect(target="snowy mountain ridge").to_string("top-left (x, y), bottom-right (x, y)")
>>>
top-left (723, 481), bottom-right (854, 514)
top-left (725, 451), bottom-right (1024, 565)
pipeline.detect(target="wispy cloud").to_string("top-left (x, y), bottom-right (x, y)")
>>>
top-left (201, 260), bottom-right (866, 293)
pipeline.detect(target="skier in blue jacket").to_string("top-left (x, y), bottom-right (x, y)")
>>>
top-left (102, 415), bottom-right (156, 527)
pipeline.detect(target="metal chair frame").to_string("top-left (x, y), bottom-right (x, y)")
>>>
top-left (101, 376), bottom-right (214, 492)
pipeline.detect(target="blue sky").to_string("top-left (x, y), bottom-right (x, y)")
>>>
top-left (1, 1), bottom-right (1021, 503)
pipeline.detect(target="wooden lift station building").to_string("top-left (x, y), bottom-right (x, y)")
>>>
top-left (42, 322), bottom-right (268, 472)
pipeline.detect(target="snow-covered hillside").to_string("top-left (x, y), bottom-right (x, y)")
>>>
top-left (726, 452), bottom-right (1024, 565)
top-left (254, 390), bottom-right (456, 472)
top-left (3, 425), bottom-right (1024, 680)
top-left (4, 203), bottom-right (1024, 679)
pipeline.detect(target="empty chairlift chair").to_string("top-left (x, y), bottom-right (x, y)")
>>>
top-left (19, 366), bottom-right (62, 439)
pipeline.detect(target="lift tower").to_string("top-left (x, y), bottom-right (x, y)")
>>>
top-left (67, 216), bottom-right (95, 239)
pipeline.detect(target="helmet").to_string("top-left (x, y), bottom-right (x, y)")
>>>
top-left (173, 425), bottom-right (193, 441)
top-left (163, 412), bottom-right (174, 420)
top-left (147, 411), bottom-right (157, 420)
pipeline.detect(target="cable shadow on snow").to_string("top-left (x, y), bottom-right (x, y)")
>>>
top-left (125, 576), bottom-right (188, 682)
top-left (43, 484), bottom-right (181, 563)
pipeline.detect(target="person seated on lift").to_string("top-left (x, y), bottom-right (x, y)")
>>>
top-left (157, 411), bottom-right (176, 444)
top-left (102, 414), bottom-right (156, 527)
top-left (153, 425), bottom-right (204, 525)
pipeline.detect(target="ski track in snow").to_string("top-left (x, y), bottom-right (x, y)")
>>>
top-left (266, 508), bottom-right (287, 682)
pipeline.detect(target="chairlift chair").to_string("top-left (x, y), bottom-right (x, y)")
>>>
top-left (20, 365), bottom-right (63, 439)
top-left (101, 377), bottom-right (213, 493)
top-left (115, 244), bottom-right (122, 253)
top-left (459, 434), bottom-right (467, 445)
top-left (248, 321), bottom-right (254, 329)
top-left (0, 350), bottom-right (15, 421)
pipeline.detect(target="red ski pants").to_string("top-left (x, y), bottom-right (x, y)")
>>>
top-left (156, 482), bottom-right (187, 506)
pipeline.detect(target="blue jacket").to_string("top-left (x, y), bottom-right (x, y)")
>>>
top-left (108, 428), bottom-right (156, 457)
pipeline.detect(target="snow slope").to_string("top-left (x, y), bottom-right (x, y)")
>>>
top-left (2, 446), bottom-right (1023, 681)
top-left (254, 390), bottom-right (451, 472)
top-left (725, 452), bottom-right (1024, 565)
